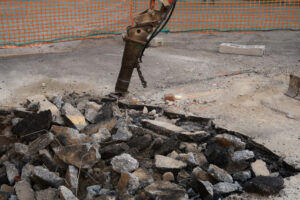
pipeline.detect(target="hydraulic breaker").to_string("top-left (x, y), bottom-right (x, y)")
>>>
top-left (115, 0), bottom-right (177, 94)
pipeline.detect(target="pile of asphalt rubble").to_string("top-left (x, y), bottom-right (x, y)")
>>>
top-left (0, 94), bottom-right (296, 200)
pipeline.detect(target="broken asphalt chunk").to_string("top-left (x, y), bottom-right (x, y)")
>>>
top-left (244, 176), bottom-right (284, 195)
top-left (100, 143), bottom-right (129, 159)
top-left (142, 119), bottom-right (185, 137)
top-left (215, 134), bottom-right (246, 150)
top-left (207, 164), bottom-right (233, 183)
top-left (12, 110), bottom-right (52, 142)
top-left (144, 181), bottom-right (188, 200)
top-left (55, 143), bottom-right (101, 168)
top-left (13, 108), bottom-right (32, 118)
top-left (93, 103), bottom-right (114, 123)
top-left (153, 137), bottom-right (179, 155)
top-left (24, 132), bottom-right (54, 158)
top-left (39, 149), bottom-right (61, 172)
top-left (205, 141), bottom-right (232, 169)
top-left (84, 117), bottom-right (117, 135)
top-left (178, 131), bottom-right (210, 142)
top-left (51, 125), bottom-right (88, 145)
top-left (27, 95), bottom-right (64, 125)
top-left (127, 134), bottom-right (152, 150)
top-left (192, 179), bottom-right (214, 198)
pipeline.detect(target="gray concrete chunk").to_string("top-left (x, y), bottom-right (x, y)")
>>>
top-left (232, 170), bottom-right (251, 182)
top-left (58, 186), bottom-right (78, 200)
top-left (213, 182), bottom-right (241, 194)
top-left (62, 103), bottom-right (87, 131)
top-left (65, 165), bottom-right (79, 192)
top-left (14, 180), bottom-right (35, 200)
top-left (232, 150), bottom-right (254, 162)
top-left (13, 143), bottom-right (28, 155)
top-left (112, 127), bottom-right (132, 142)
top-left (4, 161), bottom-right (19, 185)
top-left (32, 166), bottom-right (64, 188)
top-left (85, 185), bottom-right (101, 200)
top-left (21, 163), bottom-right (34, 181)
top-left (111, 153), bottom-right (139, 173)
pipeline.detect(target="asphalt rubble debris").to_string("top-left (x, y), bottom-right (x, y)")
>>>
top-left (0, 94), bottom-right (297, 200)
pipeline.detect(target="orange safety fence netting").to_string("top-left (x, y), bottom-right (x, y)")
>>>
top-left (0, 0), bottom-right (299, 48)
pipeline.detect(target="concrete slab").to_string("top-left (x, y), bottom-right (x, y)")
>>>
top-left (219, 43), bottom-right (265, 56)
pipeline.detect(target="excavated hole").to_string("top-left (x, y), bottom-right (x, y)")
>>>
top-left (0, 94), bottom-right (297, 200)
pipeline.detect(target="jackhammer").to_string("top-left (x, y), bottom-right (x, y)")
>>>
top-left (115, 0), bottom-right (177, 94)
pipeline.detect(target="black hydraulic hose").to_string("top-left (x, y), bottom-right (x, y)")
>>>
top-left (138, 0), bottom-right (177, 62)
top-left (149, 0), bottom-right (177, 40)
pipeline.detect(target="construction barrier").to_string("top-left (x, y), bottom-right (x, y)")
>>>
top-left (0, 0), bottom-right (299, 47)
